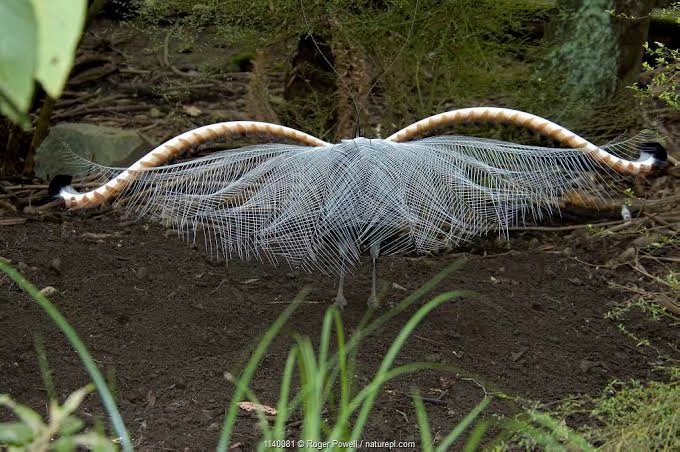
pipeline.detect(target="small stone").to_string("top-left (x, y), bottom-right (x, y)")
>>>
top-left (511, 347), bottom-right (528, 362)
top-left (610, 247), bottom-right (636, 266)
top-left (49, 257), bottom-right (62, 274)
top-left (39, 286), bottom-right (58, 297)
top-left (631, 234), bottom-right (661, 249)
top-left (568, 277), bottom-right (583, 286)
top-left (579, 359), bottom-right (606, 374)
top-left (134, 266), bottom-right (148, 280)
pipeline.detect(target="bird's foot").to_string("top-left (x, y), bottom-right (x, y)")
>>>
top-left (367, 293), bottom-right (379, 309)
top-left (334, 293), bottom-right (348, 309)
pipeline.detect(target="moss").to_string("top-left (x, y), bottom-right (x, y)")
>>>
top-left (651, 6), bottom-right (680, 26)
top-left (542, 0), bottom-right (619, 114)
top-left (132, 0), bottom-right (643, 139)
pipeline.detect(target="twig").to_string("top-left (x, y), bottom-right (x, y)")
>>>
top-left (4, 182), bottom-right (104, 191)
top-left (0, 218), bottom-right (27, 226)
top-left (53, 104), bottom-right (149, 120)
top-left (460, 377), bottom-right (489, 398)
top-left (508, 219), bottom-right (629, 232)
top-left (54, 90), bottom-right (99, 109)
top-left (600, 217), bottom-right (650, 234)
top-left (24, 199), bottom-right (62, 213)
top-left (409, 391), bottom-right (448, 405)
top-left (644, 213), bottom-right (680, 232)
top-left (162, 30), bottom-right (197, 78)
top-left (639, 255), bottom-right (680, 264)
top-left (629, 263), bottom-right (676, 289)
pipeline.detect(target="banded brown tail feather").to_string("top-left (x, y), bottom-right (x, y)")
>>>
top-left (56, 121), bottom-right (329, 209)
top-left (386, 107), bottom-right (667, 175)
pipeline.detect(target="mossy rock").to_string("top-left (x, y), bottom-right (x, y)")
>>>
top-left (34, 123), bottom-right (151, 180)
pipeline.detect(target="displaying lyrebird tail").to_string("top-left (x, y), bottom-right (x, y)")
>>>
top-left (54, 107), bottom-right (667, 307)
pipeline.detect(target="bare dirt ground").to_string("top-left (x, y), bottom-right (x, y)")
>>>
top-left (1, 17), bottom-right (679, 451)
top-left (1, 213), bottom-right (677, 449)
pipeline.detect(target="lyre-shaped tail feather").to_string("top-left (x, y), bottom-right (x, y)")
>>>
top-left (388, 107), bottom-right (667, 174)
top-left (56, 121), bottom-right (328, 209)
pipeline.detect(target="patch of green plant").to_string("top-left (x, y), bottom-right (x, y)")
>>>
top-left (631, 40), bottom-right (680, 110)
top-left (492, 367), bottom-right (680, 451)
top-left (493, 407), bottom-right (594, 451)
top-left (0, 261), bottom-right (132, 451)
top-left (0, 386), bottom-right (116, 451)
top-left (588, 375), bottom-right (679, 450)
top-left (133, 0), bottom-right (576, 137)
top-left (605, 296), bottom-right (677, 323)
top-left (216, 260), bottom-right (498, 451)
top-left (628, 3), bottom-right (679, 111)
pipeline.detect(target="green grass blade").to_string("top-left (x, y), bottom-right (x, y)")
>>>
top-left (350, 290), bottom-right (467, 439)
top-left (344, 260), bottom-right (467, 358)
top-left (318, 307), bottom-right (335, 371)
top-left (412, 389), bottom-right (434, 452)
top-left (325, 361), bottom-right (449, 446)
top-left (436, 397), bottom-right (491, 452)
top-left (272, 348), bottom-right (297, 448)
top-left (33, 336), bottom-right (57, 402)
top-left (462, 420), bottom-right (489, 452)
top-left (332, 309), bottom-right (350, 431)
top-left (529, 411), bottom-right (593, 451)
top-left (0, 261), bottom-right (132, 452)
top-left (295, 335), bottom-right (322, 441)
top-left (217, 287), bottom-right (310, 451)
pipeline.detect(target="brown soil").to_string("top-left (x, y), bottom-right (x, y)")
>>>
top-left (1, 14), bottom-right (679, 452)
top-left (1, 213), bottom-right (677, 449)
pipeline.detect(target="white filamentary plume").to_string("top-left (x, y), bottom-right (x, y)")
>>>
top-left (55, 108), bottom-right (667, 307)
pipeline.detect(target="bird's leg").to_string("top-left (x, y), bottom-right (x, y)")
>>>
top-left (367, 242), bottom-right (380, 307)
top-left (334, 241), bottom-right (348, 308)
top-left (334, 272), bottom-right (347, 309)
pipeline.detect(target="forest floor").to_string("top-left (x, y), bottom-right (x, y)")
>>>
top-left (1, 18), bottom-right (679, 450)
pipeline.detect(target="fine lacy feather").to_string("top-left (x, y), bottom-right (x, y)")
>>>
top-left (69, 134), bottom-right (651, 275)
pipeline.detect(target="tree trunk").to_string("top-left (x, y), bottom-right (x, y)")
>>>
top-left (613, 0), bottom-right (655, 88)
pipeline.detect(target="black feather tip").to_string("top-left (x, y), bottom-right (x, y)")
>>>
top-left (639, 141), bottom-right (668, 171)
top-left (48, 175), bottom-right (73, 198)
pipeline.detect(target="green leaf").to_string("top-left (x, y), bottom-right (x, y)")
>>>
top-left (52, 435), bottom-right (77, 452)
top-left (61, 384), bottom-right (93, 416)
top-left (0, 422), bottom-right (34, 446)
top-left (30, 0), bottom-right (87, 98)
top-left (58, 415), bottom-right (85, 437)
top-left (11, 403), bottom-right (46, 434)
top-left (0, 0), bottom-right (36, 124)
top-left (73, 431), bottom-right (117, 452)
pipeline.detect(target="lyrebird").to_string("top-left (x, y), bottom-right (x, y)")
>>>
top-left (52, 106), bottom-right (667, 307)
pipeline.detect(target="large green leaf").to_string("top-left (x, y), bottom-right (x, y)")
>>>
top-left (31, 0), bottom-right (87, 99)
top-left (0, 1), bottom-right (36, 124)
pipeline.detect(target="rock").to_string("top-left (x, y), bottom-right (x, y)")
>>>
top-left (39, 286), bottom-right (58, 297)
top-left (579, 359), bottom-right (608, 374)
top-left (631, 233), bottom-right (662, 249)
top-left (49, 257), bottom-right (62, 274)
top-left (34, 123), bottom-right (152, 180)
